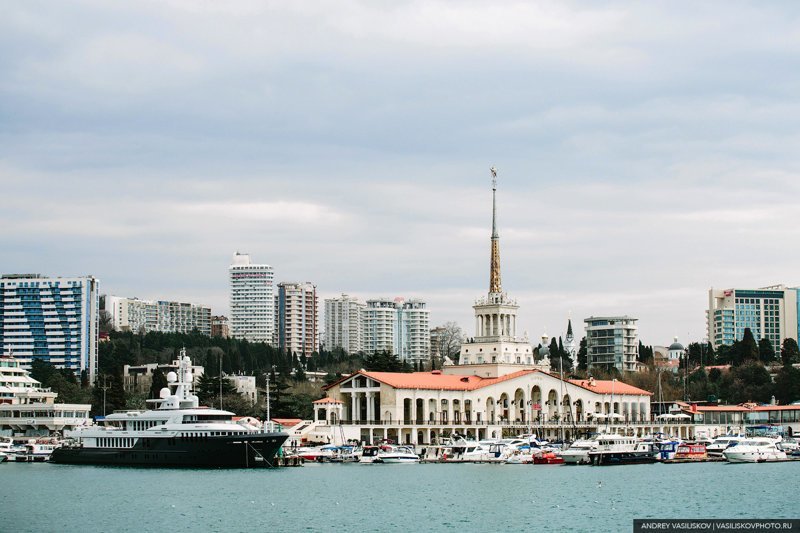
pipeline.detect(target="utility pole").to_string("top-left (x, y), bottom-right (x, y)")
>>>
top-left (100, 375), bottom-right (111, 417)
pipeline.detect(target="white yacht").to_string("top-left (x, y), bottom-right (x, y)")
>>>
top-left (562, 438), bottom-right (598, 465)
top-left (707, 435), bottom-right (744, 457)
top-left (588, 435), bottom-right (657, 466)
top-left (51, 351), bottom-right (288, 468)
top-left (12, 440), bottom-right (61, 462)
top-left (374, 445), bottom-right (420, 463)
top-left (723, 438), bottom-right (788, 463)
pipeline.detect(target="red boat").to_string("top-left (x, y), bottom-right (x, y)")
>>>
top-left (533, 452), bottom-right (564, 465)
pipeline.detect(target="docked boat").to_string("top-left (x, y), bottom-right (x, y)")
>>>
top-left (51, 351), bottom-right (288, 468)
top-left (374, 445), bottom-right (420, 464)
top-left (588, 435), bottom-right (657, 466)
top-left (562, 438), bottom-right (598, 465)
top-left (672, 444), bottom-right (708, 461)
top-left (12, 439), bottom-right (61, 462)
top-left (533, 451), bottom-right (564, 465)
top-left (706, 435), bottom-right (744, 457)
top-left (723, 438), bottom-right (788, 463)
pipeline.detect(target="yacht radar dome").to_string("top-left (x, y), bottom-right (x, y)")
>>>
top-left (166, 371), bottom-right (178, 383)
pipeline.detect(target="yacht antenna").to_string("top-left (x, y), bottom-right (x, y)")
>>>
top-left (219, 353), bottom-right (223, 411)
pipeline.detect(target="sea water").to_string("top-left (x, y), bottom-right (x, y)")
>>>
top-left (3, 461), bottom-right (797, 532)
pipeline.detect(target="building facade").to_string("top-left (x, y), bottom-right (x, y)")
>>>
top-left (229, 252), bottom-right (274, 344)
top-left (211, 315), bottom-right (230, 338)
top-left (275, 282), bottom-right (319, 357)
top-left (106, 296), bottom-right (211, 335)
top-left (585, 316), bottom-right (639, 373)
top-left (362, 298), bottom-right (430, 364)
top-left (323, 294), bottom-right (364, 354)
top-left (0, 353), bottom-right (91, 437)
top-left (0, 274), bottom-right (100, 381)
top-left (317, 367), bottom-right (653, 445)
top-left (707, 285), bottom-right (799, 350)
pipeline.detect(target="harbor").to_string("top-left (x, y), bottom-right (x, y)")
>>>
top-left (4, 459), bottom-right (799, 533)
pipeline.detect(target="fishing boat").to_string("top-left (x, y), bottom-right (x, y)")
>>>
top-left (51, 351), bottom-right (288, 468)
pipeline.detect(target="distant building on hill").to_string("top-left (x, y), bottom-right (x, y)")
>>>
top-left (105, 296), bottom-right (211, 336)
top-left (0, 273), bottom-right (100, 381)
top-left (229, 252), bottom-right (275, 344)
top-left (211, 315), bottom-right (230, 338)
top-left (707, 285), bottom-right (799, 351)
top-left (585, 315), bottom-right (639, 373)
top-left (275, 282), bottom-right (318, 357)
top-left (324, 294), bottom-right (364, 354)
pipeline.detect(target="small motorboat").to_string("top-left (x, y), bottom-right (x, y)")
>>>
top-left (374, 445), bottom-right (420, 464)
top-left (533, 451), bottom-right (564, 465)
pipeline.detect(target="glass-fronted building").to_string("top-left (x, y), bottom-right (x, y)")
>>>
top-left (707, 285), bottom-right (799, 351)
top-left (0, 274), bottom-right (99, 381)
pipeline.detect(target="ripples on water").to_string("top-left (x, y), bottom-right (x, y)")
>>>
top-left (3, 461), bottom-right (797, 532)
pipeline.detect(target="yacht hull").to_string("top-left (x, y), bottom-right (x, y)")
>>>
top-left (51, 433), bottom-right (288, 468)
top-left (589, 452), bottom-right (657, 466)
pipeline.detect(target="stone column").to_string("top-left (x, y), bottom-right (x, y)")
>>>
top-left (350, 392), bottom-right (357, 422)
top-left (366, 392), bottom-right (374, 422)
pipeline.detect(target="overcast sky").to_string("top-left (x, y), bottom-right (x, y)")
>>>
top-left (2, 1), bottom-right (799, 346)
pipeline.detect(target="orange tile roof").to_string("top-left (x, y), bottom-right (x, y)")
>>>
top-left (271, 418), bottom-right (302, 427)
top-left (358, 369), bottom-right (539, 391)
top-left (752, 405), bottom-right (800, 411)
top-left (568, 379), bottom-right (652, 396)
top-left (313, 397), bottom-right (343, 404)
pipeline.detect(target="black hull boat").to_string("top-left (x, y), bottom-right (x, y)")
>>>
top-left (590, 451), bottom-right (657, 466)
top-left (52, 350), bottom-right (289, 469)
top-left (51, 432), bottom-right (288, 468)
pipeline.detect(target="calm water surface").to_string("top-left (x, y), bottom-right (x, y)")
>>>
top-left (3, 461), bottom-right (798, 532)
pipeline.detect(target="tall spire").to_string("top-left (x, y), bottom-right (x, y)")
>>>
top-left (489, 166), bottom-right (502, 294)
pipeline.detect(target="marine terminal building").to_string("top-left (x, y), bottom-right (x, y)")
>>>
top-left (314, 172), bottom-right (657, 445)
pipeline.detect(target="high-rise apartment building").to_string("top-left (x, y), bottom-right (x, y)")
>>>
top-left (105, 296), bottom-right (211, 335)
top-left (275, 282), bottom-right (319, 357)
top-left (0, 274), bottom-right (100, 381)
top-left (585, 316), bottom-right (639, 373)
top-left (106, 296), bottom-right (210, 335)
top-left (324, 294), bottom-right (364, 354)
top-left (707, 285), bottom-right (799, 350)
top-left (362, 297), bottom-right (430, 363)
top-left (228, 253), bottom-right (274, 344)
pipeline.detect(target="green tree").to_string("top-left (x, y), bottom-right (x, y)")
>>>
top-left (195, 373), bottom-right (237, 407)
top-left (774, 365), bottom-right (800, 405)
top-left (363, 351), bottom-right (407, 372)
top-left (781, 338), bottom-right (800, 366)
top-left (724, 361), bottom-right (774, 404)
top-left (577, 337), bottom-right (588, 372)
top-left (735, 328), bottom-right (759, 366)
top-left (758, 338), bottom-right (776, 364)
top-left (149, 367), bottom-right (168, 399)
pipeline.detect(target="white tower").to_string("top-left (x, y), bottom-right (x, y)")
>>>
top-left (457, 169), bottom-right (545, 373)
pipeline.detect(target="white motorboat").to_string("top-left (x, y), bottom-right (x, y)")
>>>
top-left (588, 435), bottom-right (657, 466)
top-left (562, 438), bottom-right (597, 465)
top-left (707, 435), bottom-right (744, 457)
top-left (778, 437), bottom-right (799, 453)
top-left (12, 440), bottom-right (61, 462)
top-left (374, 445), bottom-right (420, 464)
top-left (723, 438), bottom-right (788, 463)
